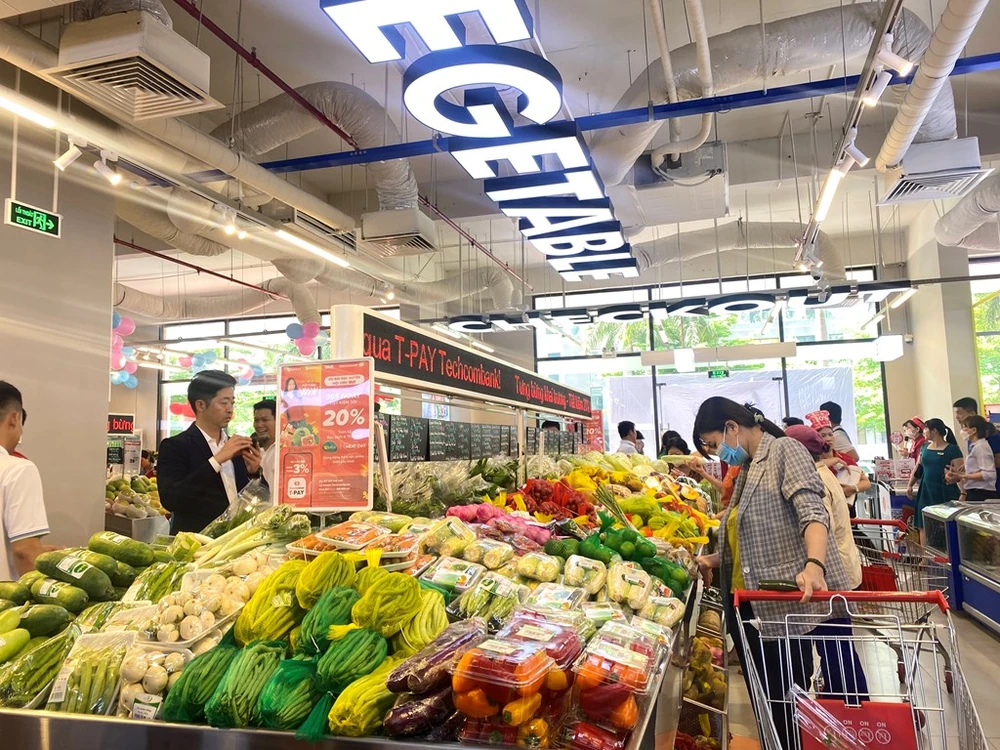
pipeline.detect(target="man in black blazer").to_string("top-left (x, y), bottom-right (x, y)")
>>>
top-left (158, 370), bottom-right (262, 533)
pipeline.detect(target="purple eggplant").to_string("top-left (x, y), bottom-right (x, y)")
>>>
top-left (387, 619), bottom-right (487, 694)
top-left (423, 710), bottom-right (465, 742)
top-left (383, 686), bottom-right (454, 737)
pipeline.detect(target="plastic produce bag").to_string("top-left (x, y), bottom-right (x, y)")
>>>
top-left (386, 619), bottom-right (487, 694)
top-left (789, 685), bottom-right (867, 749)
top-left (200, 479), bottom-right (271, 539)
top-left (256, 657), bottom-right (321, 731)
top-left (160, 641), bottom-right (238, 724)
top-left (45, 631), bottom-right (136, 715)
top-left (0, 624), bottom-right (80, 708)
top-left (205, 639), bottom-right (285, 728)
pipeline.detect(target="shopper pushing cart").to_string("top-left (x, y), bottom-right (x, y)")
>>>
top-left (733, 589), bottom-right (987, 750)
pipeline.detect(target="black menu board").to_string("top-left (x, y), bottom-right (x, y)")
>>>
top-left (544, 431), bottom-right (560, 455)
top-left (373, 412), bottom-right (390, 462)
top-left (106, 443), bottom-right (124, 466)
top-left (470, 423), bottom-right (486, 459)
top-left (388, 415), bottom-right (428, 462)
top-left (429, 419), bottom-right (464, 461)
top-left (456, 422), bottom-right (472, 460)
top-left (483, 424), bottom-right (502, 457)
top-left (525, 427), bottom-right (538, 455)
top-left (501, 426), bottom-right (512, 456)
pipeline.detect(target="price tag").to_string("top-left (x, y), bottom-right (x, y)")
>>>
top-left (131, 692), bottom-right (163, 720)
top-left (591, 641), bottom-right (649, 671)
top-left (478, 639), bottom-right (520, 656)
top-left (48, 665), bottom-right (73, 704)
top-left (513, 624), bottom-right (555, 642)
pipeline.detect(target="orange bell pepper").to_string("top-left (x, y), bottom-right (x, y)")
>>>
top-left (453, 651), bottom-right (479, 693)
top-left (609, 695), bottom-right (639, 730)
top-left (454, 688), bottom-right (501, 719)
top-left (545, 667), bottom-right (570, 692)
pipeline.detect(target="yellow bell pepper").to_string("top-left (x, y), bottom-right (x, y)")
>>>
top-left (502, 693), bottom-right (542, 726)
top-left (517, 718), bottom-right (550, 748)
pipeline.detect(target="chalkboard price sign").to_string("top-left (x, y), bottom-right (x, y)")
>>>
top-left (456, 422), bottom-right (472, 460)
top-left (428, 419), bottom-right (462, 461)
top-left (388, 415), bottom-right (428, 462)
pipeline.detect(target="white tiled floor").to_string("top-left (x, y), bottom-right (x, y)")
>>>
top-left (725, 611), bottom-right (1000, 749)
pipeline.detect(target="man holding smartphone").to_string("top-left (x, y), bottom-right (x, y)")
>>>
top-left (252, 399), bottom-right (277, 491)
top-left (158, 370), bottom-right (262, 532)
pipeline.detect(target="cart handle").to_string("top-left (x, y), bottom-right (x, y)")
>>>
top-left (732, 589), bottom-right (949, 612)
top-left (850, 518), bottom-right (907, 530)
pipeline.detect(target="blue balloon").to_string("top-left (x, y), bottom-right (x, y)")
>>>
top-left (252, 365), bottom-right (264, 377)
top-left (121, 346), bottom-right (135, 358)
top-left (285, 322), bottom-right (303, 340)
top-left (125, 374), bottom-right (138, 389)
top-left (238, 377), bottom-right (252, 386)
top-left (110, 371), bottom-right (124, 385)
top-left (315, 331), bottom-right (330, 345)
top-left (112, 311), bottom-right (122, 329)
top-left (191, 354), bottom-right (205, 368)
top-left (202, 351), bottom-right (217, 364)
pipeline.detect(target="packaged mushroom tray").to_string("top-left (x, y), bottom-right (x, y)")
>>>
top-left (136, 551), bottom-right (278, 650)
top-left (116, 643), bottom-right (193, 719)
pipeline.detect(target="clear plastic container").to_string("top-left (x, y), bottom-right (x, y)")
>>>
top-left (515, 552), bottom-right (563, 582)
top-left (349, 511), bottom-right (412, 532)
top-left (365, 533), bottom-right (419, 559)
top-left (463, 539), bottom-right (515, 570)
top-left (606, 561), bottom-right (652, 610)
top-left (628, 616), bottom-right (674, 651)
top-left (287, 532), bottom-right (339, 558)
top-left (637, 596), bottom-right (685, 628)
top-left (560, 720), bottom-right (628, 750)
top-left (116, 643), bottom-right (193, 719)
top-left (571, 627), bottom-right (659, 734)
top-left (452, 638), bottom-right (556, 720)
top-left (581, 602), bottom-right (628, 628)
top-left (405, 553), bottom-right (435, 577)
top-left (316, 521), bottom-right (390, 550)
top-left (563, 555), bottom-right (608, 595)
top-left (499, 612), bottom-right (585, 672)
top-left (446, 575), bottom-right (527, 629)
top-left (419, 556), bottom-right (486, 593)
top-left (419, 517), bottom-right (478, 558)
top-left (524, 582), bottom-right (587, 613)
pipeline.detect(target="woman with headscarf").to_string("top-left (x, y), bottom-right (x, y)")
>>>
top-left (807, 410), bottom-right (870, 515)
top-left (903, 417), bottom-right (927, 462)
top-left (693, 398), bottom-right (851, 748)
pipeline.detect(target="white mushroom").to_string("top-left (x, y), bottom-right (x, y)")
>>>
top-left (159, 605), bottom-right (184, 626)
top-left (201, 594), bottom-right (222, 614)
top-left (191, 637), bottom-right (217, 656)
top-left (183, 599), bottom-right (204, 617)
top-left (120, 654), bottom-right (150, 684)
top-left (163, 652), bottom-right (186, 674)
top-left (202, 574), bottom-right (228, 593)
top-left (142, 664), bottom-right (169, 695)
top-left (157, 625), bottom-right (179, 643)
top-left (179, 615), bottom-right (205, 641)
top-left (167, 671), bottom-right (182, 693)
top-left (120, 682), bottom-right (146, 711)
top-left (232, 557), bottom-right (257, 577)
top-left (225, 580), bottom-right (251, 603)
top-left (199, 610), bottom-right (216, 629)
top-left (218, 596), bottom-right (242, 617)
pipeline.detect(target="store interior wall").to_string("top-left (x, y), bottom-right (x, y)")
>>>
top-left (0, 122), bottom-right (115, 547)
top-left (108, 324), bottom-right (159, 450)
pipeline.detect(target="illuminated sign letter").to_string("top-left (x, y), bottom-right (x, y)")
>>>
top-left (858, 282), bottom-right (910, 305)
top-left (561, 258), bottom-right (640, 283)
top-left (549, 307), bottom-right (593, 326)
top-left (488, 167), bottom-right (606, 203)
top-left (447, 314), bottom-right (495, 333)
top-left (706, 294), bottom-right (775, 315)
top-left (530, 222), bottom-right (626, 257)
top-left (403, 46), bottom-right (563, 138)
top-left (786, 285), bottom-right (853, 309)
top-left (666, 298), bottom-right (710, 317)
top-left (451, 123), bottom-right (590, 180)
top-left (320, 0), bottom-right (533, 63)
top-left (500, 198), bottom-right (615, 238)
top-left (595, 304), bottom-right (645, 323)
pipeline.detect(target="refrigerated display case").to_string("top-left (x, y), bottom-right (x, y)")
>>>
top-left (922, 502), bottom-right (967, 609)
top-left (957, 508), bottom-right (1000, 634)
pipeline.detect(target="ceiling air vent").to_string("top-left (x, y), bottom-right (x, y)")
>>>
top-left (879, 137), bottom-right (992, 205)
top-left (288, 209), bottom-right (357, 254)
top-left (361, 207), bottom-right (439, 258)
top-left (630, 141), bottom-right (730, 224)
top-left (44, 10), bottom-right (221, 121)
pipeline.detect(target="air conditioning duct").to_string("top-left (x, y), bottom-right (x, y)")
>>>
top-left (44, 10), bottom-right (221, 122)
top-left (878, 137), bottom-right (992, 205)
top-left (361, 207), bottom-right (439, 257)
top-left (629, 141), bottom-right (729, 225)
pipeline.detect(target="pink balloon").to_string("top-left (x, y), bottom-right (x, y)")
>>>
top-left (178, 355), bottom-right (193, 367)
top-left (242, 368), bottom-right (253, 380)
top-left (111, 333), bottom-right (123, 350)
top-left (302, 321), bottom-right (321, 338)
top-left (297, 339), bottom-right (317, 356)
top-left (123, 360), bottom-right (138, 375)
top-left (111, 353), bottom-right (125, 371)
top-left (169, 402), bottom-right (185, 415)
top-left (116, 317), bottom-right (136, 336)
top-left (237, 358), bottom-right (248, 365)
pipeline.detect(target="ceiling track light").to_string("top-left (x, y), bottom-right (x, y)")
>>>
top-left (889, 287), bottom-right (918, 309)
top-left (874, 34), bottom-right (914, 77)
top-left (814, 156), bottom-right (855, 224)
top-left (863, 69), bottom-right (894, 107)
top-left (54, 138), bottom-right (86, 171)
top-left (94, 149), bottom-right (122, 186)
top-left (843, 128), bottom-right (870, 168)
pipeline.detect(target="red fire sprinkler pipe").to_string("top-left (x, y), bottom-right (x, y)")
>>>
top-left (114, 236), bottom-right (289, 300)
top-left (168, 0), bottom-right (533, 292)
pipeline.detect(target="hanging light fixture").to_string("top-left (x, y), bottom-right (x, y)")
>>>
top-left (94, 149), bottom-right (122, 186)
top-left (54, 138), bottom-right (86, 171)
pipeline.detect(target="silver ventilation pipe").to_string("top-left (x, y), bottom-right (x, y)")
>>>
top-left (590, 4), bottom-right (951, 189)
top-left (73, 0), bottom-right (173, 29)
top-left (632, 221), bottom-right (845, 280)
top-left (209, 82), bottom-right (418, 211)
top-left (935, 173), bottom-right (1000, 250)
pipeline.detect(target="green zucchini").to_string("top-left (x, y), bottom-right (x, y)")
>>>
top-left (0, 583), bottom-right (29, 606)
top-left (34, 551), bottom-right (115, 601)
top-left (87, 531), bottom-right (154, 568)
top-left (30, 578), bottom-right (89, 614)
top-left (20, 604), bottom-right (71, 637)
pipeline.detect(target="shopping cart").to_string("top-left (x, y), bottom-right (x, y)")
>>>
top-left (732, 590), bottom-right (986, 750)
top-left (851, 518), bottom-right (954, 691)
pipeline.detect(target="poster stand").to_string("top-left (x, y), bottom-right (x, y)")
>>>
top-left (373, 420), bottom-right (393, 512)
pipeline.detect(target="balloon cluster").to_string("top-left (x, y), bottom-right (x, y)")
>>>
top-left (168, 401), bottom-right (196, 419)
top-left (176, 350), bottom-right (217, 373)
top-left (109, 311), bottom-right (140, 389)
top-left (285, 320), bottom-right (327, 356)
top-left (235, 359), bottom-right (265, 387)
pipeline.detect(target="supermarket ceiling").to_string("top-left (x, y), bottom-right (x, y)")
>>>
top-left (24, 0), bottom-right (999, 306)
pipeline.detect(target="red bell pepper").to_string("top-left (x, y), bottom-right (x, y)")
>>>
top-left (578, 683), bottom-right (632, 718)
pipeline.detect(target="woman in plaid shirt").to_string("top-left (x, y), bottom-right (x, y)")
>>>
top-left (694, 398), bottom-right (852, 749)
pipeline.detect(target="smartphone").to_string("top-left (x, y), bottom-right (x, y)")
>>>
top-left (758, 579), bottom-right (800, 592)
top-left (251, 434), bottom-right (259, 449)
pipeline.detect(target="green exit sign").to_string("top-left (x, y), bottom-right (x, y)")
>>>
top-left (5, 198), bottom-right (61, 238)
top-left (708, 368), bottom-right (730, 379)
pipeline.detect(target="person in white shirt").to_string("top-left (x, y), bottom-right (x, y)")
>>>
top-left (158, 371), bottom-right (262, 533)
top-left (616, 421), bottom-right (639, 455)
top-left (0, 382), bottom-right (52, 579)
top-left (253, 398), bottom-right (278, 493)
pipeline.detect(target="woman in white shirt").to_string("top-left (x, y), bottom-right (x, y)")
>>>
top-left (948, 415), bottom-right (997, 502)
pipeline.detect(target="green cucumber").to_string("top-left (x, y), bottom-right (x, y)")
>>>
top-left (17, 571), bottom-right (44, 590)
top-left (87, 531), bottom-right (154, 567)
top-left (0, 606), bottom-right (24, 634)
top-left (20, 604), bottom-right (71, 637)
top-left (65, 549), bottom-right (118, 580)
top-left (34, 551), bottom-right (115, 601)
top-left (0, 628), bottom-right (28, 662)
top-left (110, 561), bottom-right (136, 588)
top-left (0, 583), bottom-right (29, 606)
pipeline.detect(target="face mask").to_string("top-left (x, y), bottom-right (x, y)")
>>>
top-left (716, 424), bottom-right (749, 466)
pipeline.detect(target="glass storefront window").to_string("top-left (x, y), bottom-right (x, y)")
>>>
top-left (534, 289), bottom-right (649, 359)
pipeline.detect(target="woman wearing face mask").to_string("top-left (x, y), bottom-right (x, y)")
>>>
top-left (947, 416), bottom-right (997, 503)
top-left (693, 398), bottom-right (851, 749)
top-left (903, 417), bottom-right (927, 462)
top-left (907, 418), bottom-right (963, 544)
